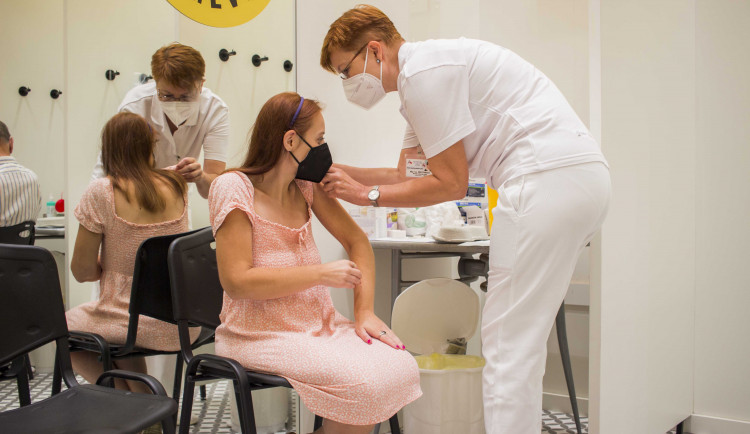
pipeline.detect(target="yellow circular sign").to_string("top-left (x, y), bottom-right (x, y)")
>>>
top-left (167, 0), bottom-right (271, 28)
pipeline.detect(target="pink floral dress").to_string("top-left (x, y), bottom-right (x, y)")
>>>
top-left (208, 172), bottom-right (422, 425)
top-left (66, 177), bottom-right (199, 351)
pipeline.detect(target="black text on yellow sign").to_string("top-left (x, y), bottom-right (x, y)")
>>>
top-left (167, 0), bottom-right (272, 28)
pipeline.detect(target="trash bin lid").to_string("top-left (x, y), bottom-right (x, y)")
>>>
top-left (392, 278), bottom-right (480, 355)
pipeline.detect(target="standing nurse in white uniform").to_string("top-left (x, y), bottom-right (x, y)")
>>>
top-left (320, 5), bottom-right (610, 433)
top-left (92, 43), bottom-right (229, 198)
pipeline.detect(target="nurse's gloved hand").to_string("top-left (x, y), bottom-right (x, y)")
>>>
top-left (174, 157), bottom-right (203, 182)
top-left (321, 167), bottom-right (368, 206)
top-left (354, 311), bottom-right (406, 350)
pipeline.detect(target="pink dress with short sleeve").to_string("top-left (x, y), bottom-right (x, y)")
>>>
top-left (208, 172), bottom-right (422, 425)
top-left (66, 177), bottom-right (199, 351)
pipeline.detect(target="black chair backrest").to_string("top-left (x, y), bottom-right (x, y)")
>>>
top-left (168, 227), bottom-right (223, 330)
top-left (0, 245), bottom-right (67, 365)
top-left (128, 229), bottom-right (201, 324)
top-left (0, 221), bottom-right (35, 245)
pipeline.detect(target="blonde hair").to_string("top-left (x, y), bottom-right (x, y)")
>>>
top-left (320, 4), bottom-right (404, 74)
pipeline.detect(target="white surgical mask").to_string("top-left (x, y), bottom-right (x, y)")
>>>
top-left (160, 101), bottom-right (199, 126)
top-left (342, 48), bottom-right (386, 110)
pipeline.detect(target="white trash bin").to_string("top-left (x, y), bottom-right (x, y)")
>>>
top-left (408, 353), bottom-right (485, 434)
top-left (391, 278), bottom-right (485, 434)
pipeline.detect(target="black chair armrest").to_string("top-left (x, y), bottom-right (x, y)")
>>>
top-left (187, 353), bottom-right (251, 389)
top-left (96, 369), bottom-right (169, 396)
top-left (68, 330), bottom-right (111, 353)
top-left (191, 328), bottom-right (216, 349)
top-left (67, 330), bottom-right (112, 370)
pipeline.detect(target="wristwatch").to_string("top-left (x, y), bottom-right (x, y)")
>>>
top-left (368, 185), bottom-right (380, 207)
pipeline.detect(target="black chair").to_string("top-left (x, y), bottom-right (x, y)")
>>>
top-left (168, 227), bottom-right (402, 434)
top-left (0, 244), bottom-right (177, 433)
top-left (52, 229), bottom-right (215, 408)
top-left (0, 220), bottom-right (37, 405)
top-left (0, 220), bottom-right (35, 245)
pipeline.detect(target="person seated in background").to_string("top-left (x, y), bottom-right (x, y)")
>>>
top-left (67, 112), bottom-right (200, 392)
top-left (92, 42), bottom-right (229, 199)
top-left (0, 120), bottom-right (41, 227)
top-left (209, 92), bottom-right (422, 434)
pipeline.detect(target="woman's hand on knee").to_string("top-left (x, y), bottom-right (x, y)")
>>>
top-left (355, 311), bottom-right (405, 350)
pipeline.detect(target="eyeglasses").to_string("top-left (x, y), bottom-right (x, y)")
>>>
top-left (156, 89), bottom-right (199, 103)
top-left (338, 43), bottom-right (369, 80)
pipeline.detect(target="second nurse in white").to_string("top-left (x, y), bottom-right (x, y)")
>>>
top-left (319, 5), bottom-right (611, 433)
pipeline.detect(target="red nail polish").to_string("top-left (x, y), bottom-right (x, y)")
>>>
top-left (368, 339), bottom-right (372, 344)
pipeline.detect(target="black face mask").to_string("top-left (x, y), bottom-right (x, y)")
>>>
top-left (290, 133), bottom-right (332, 183)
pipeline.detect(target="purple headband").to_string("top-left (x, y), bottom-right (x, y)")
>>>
top-left (289, 96), bottom-right (305, 128)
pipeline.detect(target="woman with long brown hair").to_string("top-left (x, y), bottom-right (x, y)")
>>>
top-left (67, 112), bottom-right (198, 392)
top-left (209, 92), bottom-right (421, 433)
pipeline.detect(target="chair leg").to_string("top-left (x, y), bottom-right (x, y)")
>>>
top-left (556, 303), bottom-right (582, 434)
top-left (161, 413), bottom-right (177, 434)
top-left (389, 413), bottom-right (402, 434)
top-left (314, 414), bottom-right (323, 430)
top-left (172, 353), bottom-right (184, 401)
top-left (178, 374), bottom-right (196, 434)
top-left (200, 384), bottom-right (207, 401)
top-left (234, 380), bottom-right (257, 434)
top-left (51, 352), bottom-right (62, 396)
top-left (24, 354), bottom-right (33, 380)
top-left (12, 357), bottom-right (31, 407)
top-left (172, 353), bottom-right (184, 426)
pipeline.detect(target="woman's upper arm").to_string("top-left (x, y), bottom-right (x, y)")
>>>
top-left (71, 224), bottom-right (102, 281)
top-left (214, 209), bottom-right (254, 295)
top-left (311, 184), bottom-right (369, 251)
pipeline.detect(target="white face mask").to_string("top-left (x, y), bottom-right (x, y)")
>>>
top-left (342, 48), bottom-right (386, 110)
top-left (160, 101), bottom-right (199, 126)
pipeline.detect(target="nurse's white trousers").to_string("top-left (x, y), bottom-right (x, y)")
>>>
top-left (482, 162), bottom-right (610, 434)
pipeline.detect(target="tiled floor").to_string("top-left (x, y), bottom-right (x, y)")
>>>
top-left (0, 372), bottom-right (592, 433)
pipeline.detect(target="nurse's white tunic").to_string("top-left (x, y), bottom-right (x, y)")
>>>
top-left (397, 38), bottom-right (611, 434)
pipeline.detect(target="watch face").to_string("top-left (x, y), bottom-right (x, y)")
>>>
top-left (368, 189), bottom-right (379, 201)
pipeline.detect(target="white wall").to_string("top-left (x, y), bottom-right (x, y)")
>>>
top-left (177, 0), bottom-right (297, 229)
top-left (692, 0), bottom-right (750, 430)
top-left (59, 1), bottom-right (295, 308)
top-left (591, 1), bottom-right (696, 432)
top-left (64, 0), bottom-right (179, 309)
top-left (0, 1), bottom-right (65, 211)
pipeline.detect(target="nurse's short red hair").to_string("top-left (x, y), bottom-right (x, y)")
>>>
top-left (151, 43), bottom-right (205, 90)
top-left (320, 4), bottom-right (404, 74)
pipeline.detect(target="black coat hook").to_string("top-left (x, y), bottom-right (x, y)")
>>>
top-left (283, 60), bottom-right (293, 72)
top-left (50, 89), bottom-right (63, 99)
top-left (219, 49), bottom-right (237, 62)
top-left (18, 87), bottom-right (31, 97)
top-left (105, 70), bottom-right (120, 81)
top-left (252, 54), bottom-right (269, 67)
top-left (139, 73), bottom-right (153, 84)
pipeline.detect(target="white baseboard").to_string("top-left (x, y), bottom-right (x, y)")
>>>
top-left (542, 391), bottom-right (589, 416)
top-left (686, 414), bottom-right (750, 434)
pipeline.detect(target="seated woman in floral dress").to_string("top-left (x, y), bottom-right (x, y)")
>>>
top-left (67, 112), bottom-right (198, 392)
top-left (209, 92), bottom-right (421, 434)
